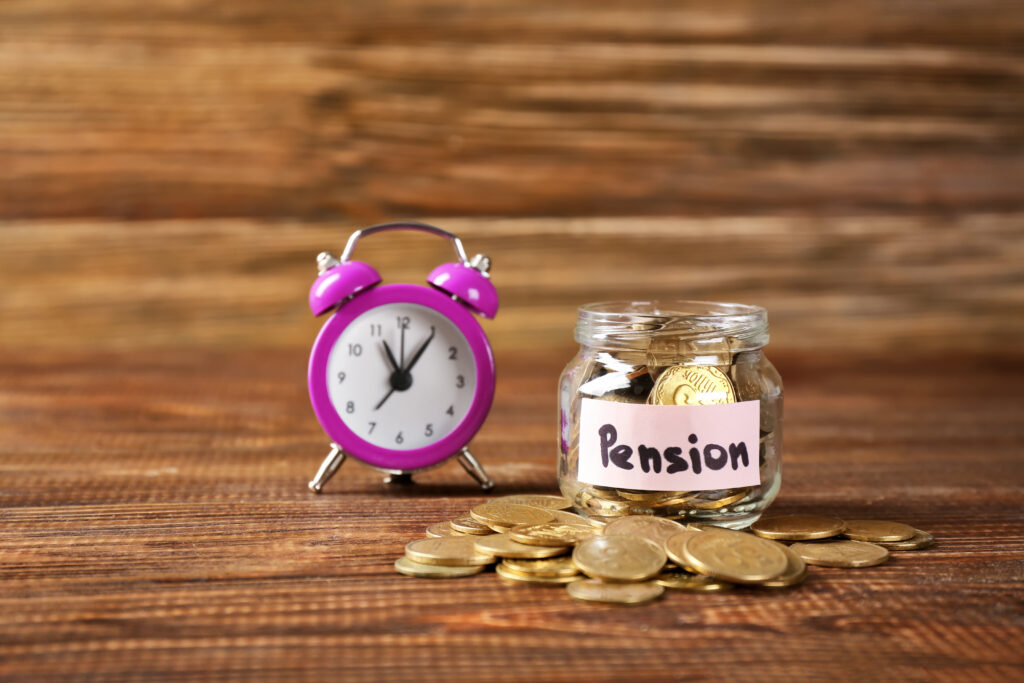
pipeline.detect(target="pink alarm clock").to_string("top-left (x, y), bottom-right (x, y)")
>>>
top-left (306, 222), bottom-right (498, 493)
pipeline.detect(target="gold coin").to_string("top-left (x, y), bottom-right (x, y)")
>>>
top-left (572, 536), bottom-right (667, 582)
top-left (842, 520), bottom-right (916, 542)
top-left (683, 488), bottom-right (750, 510)
top-left (663, 530), bottom-right (704, 567)
top-left (509, 522), bottom-right (601, 547)
top-left (874, 529), bottom-right (935, 551)
top-left (470, 502), bottom-right (555, 530)
top-left (496, 563), bottom-right (582, 586)
top-left (791, 540), bottom-right (889, 568)
top-left (682, 529), bottom-right (789, 583)
top-left (604, 516), bottom-right (688, 548)
top-left (566, 578), bottom-right (664, 605)
top-left (473, 533), bottom-right (568, 559)
top-left (550, 509), bottom-right (590, 525)
top-left (404, 537), bottom-right (495, 567)
top-left (501, 556), bottom-right (579, 578)
top-left (615, 489), bottom-right (664, 502)
top-left (394, 557), bottom-right (485, 578)
top-left (751, 514), bottom-right (847, 541)
top-left (494, 494), bottom-right (573, 510)
top-left (449, 515), bottom-right (496, 535)
top-left (686, 522), bottom-right (718, 531)
top-left (757, 543), bottom-right (807, 588)
top-left (652, 365), bottom-right (736, 406)
top-left (425, 521), bottom-right (463, 538)
top-left (655, 570), bottom-right (732, 592)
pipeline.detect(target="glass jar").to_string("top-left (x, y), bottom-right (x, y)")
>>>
top-left (558, 301), bottom-right (782, 529)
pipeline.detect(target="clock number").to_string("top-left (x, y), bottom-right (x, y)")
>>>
top-left (337, 371), bottom-right (346, 384)
top-left (424, 423), bottom-right (434, 437)
top-left (395, 431), bottom-right (404, 445)
top-left (368, 421), bottom-right (376, 434)
top-left (346, 401), bottom-right (355, 414)
top-left (446, 405), bottom-right (454, 416)
top-left (456, 375), bottom-right (465, 388)
top-left (397, 316), bottom-right (410, 330)
top-left (348, 343), bottom-right (362, 356)
top-left (448, 346), bottom-right (457, 360)
top-left (369, 323), bottom-right (382, 337)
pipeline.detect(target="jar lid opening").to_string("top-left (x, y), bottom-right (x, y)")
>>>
top-left (575, 300), bottom-right (769, 351)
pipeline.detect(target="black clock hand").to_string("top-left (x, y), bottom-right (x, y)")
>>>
top-left (399, 324), bottom-right (406, 368)
top-left (374, 386), bottom-right (396, 411)
top-left (403, 326), bottom-right (436, 374)
top-left (382, 340), bottom-right (400, 372)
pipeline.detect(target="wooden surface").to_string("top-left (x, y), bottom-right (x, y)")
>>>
top-left (3, 0), bottom-right (1024, 679)
top-left (2, 0), bottom-right (1023, 220)
top-left (1, 349), bottom-right (1023, 681)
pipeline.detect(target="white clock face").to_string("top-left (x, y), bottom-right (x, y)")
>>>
top-left (326, 302), bottom-right (478, 451)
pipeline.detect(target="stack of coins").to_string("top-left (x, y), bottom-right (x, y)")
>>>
top-left (395, 498), bottom-right (936, 605)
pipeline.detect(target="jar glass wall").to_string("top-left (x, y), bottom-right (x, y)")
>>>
top-left (557, 301), bottom-right (782, 529)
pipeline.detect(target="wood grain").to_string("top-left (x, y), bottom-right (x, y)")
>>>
top-left (1, 0), bottom-right (1022, 219)
top-left (1, 348), bottom-right (1022, 681)
top-left (3, 214), bottom-right (1023, 354)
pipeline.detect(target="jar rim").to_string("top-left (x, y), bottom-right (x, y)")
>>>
top-left (575, 299), bottom-right (769, 351)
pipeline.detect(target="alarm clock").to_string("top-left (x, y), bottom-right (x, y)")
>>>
top-left (306, 222), bottom-right (498, 493)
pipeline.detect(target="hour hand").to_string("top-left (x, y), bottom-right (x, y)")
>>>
top-left (382, 340), bottom-right (400, 371)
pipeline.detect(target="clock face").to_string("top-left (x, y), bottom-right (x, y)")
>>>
top-left (325, 302), bottom-right (478, 451)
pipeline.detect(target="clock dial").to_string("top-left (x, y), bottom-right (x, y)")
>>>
top-left (325, 302), bottom-right (478, 451)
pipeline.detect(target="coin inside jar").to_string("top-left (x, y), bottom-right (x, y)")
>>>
top-left (651, 365), bottom-right (736, 406)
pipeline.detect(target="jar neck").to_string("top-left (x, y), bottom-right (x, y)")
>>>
top-left (575, 300), bottom-right (769, 354)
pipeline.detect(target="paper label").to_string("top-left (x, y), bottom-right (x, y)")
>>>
top-left (578, 398), bottom-right (760, 492)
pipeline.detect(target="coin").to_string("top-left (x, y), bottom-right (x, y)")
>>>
top-left (567, 579), bottom-right (664, 605)
top-left (501, 556), bottom-right (579, 578)
top-left (473, 533), bottom-right (568, 559)
top-left (684, 488), bottom-right (750, 510)
top-left (791, 540), bottom-right (889, 568)
top-left (496, 563), bottom-right (582, 586)
top-left (751, 514), bottom-right (847, 541)
top-left (655, 570), bottom-right (732, 592)
top-left (425, 521), bottom-right (462, 538)
top-left (394, 557), bottom-right (485, 578)
top-left (470, 502), bottom-right (555, 530)
top-left (682, 529), bottom-right (788, 583)
top-left (651, 365), bottom-right (736, 406)
top-left (663, 530), bottom-right (704, 567)
top-left (842, 520), bottom-right (916, 542)
top-left (510, 522), bottom-right (601, 547)
top-left (404, 537), bottom-right (495, 567)
top-left (874, 529), bottom-right (935, 551)
top-left (604, 516), bottom-right (689, 548)
top-left (573, 536), bottom-right (667, 582)
top-left (449, 515), bottom-right (495, 535)
top-left (757, 543), bottom-right (807, 588)
top-left (494, 494), bottom-right (573, 511)
top-left (550, 509), bottom-right (590, 525)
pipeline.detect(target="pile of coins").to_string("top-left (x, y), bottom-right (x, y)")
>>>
top-left (560, 345), bottom-right (783, 524)
top-left (394, 496), bottom-right (936, 605)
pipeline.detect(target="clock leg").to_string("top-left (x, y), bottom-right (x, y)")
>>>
top-left (457, 448), bottom-right (495, 491)
top-left (308, 443), bottom-right (346, 493)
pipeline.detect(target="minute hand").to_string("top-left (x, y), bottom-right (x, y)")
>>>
top-left (403, 326), bottom-right (436, 373)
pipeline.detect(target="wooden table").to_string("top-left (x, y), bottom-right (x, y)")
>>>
top-left (2, 347), bottom-right (1022, 681)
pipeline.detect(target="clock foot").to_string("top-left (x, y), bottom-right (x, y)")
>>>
top-left (457, 448), bottom-right (495, 491)
top-left (308, 444), bottom-right (346, 493)
top-left (384, 473), bottom-right (415, 486)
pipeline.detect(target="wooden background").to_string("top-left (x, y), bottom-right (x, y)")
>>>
top-left (1, 1), bottom-right (1023, 681)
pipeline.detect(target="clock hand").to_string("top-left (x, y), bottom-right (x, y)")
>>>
top-left (374, 386), bottom-right (396, 411)
top-left (382, 340), bottom-right (400, 372)
top-left (403, 326), bottom-right (436, 374)
top-left (399, 324), bottom-right (406, 368)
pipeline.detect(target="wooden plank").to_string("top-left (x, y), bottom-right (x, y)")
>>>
top-left (0, 348), bottom-right (1021, 681)
top-left (0, 1), bottom-right (1022, 219)
top-left (1, 215), bottom-right (1022, 353)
